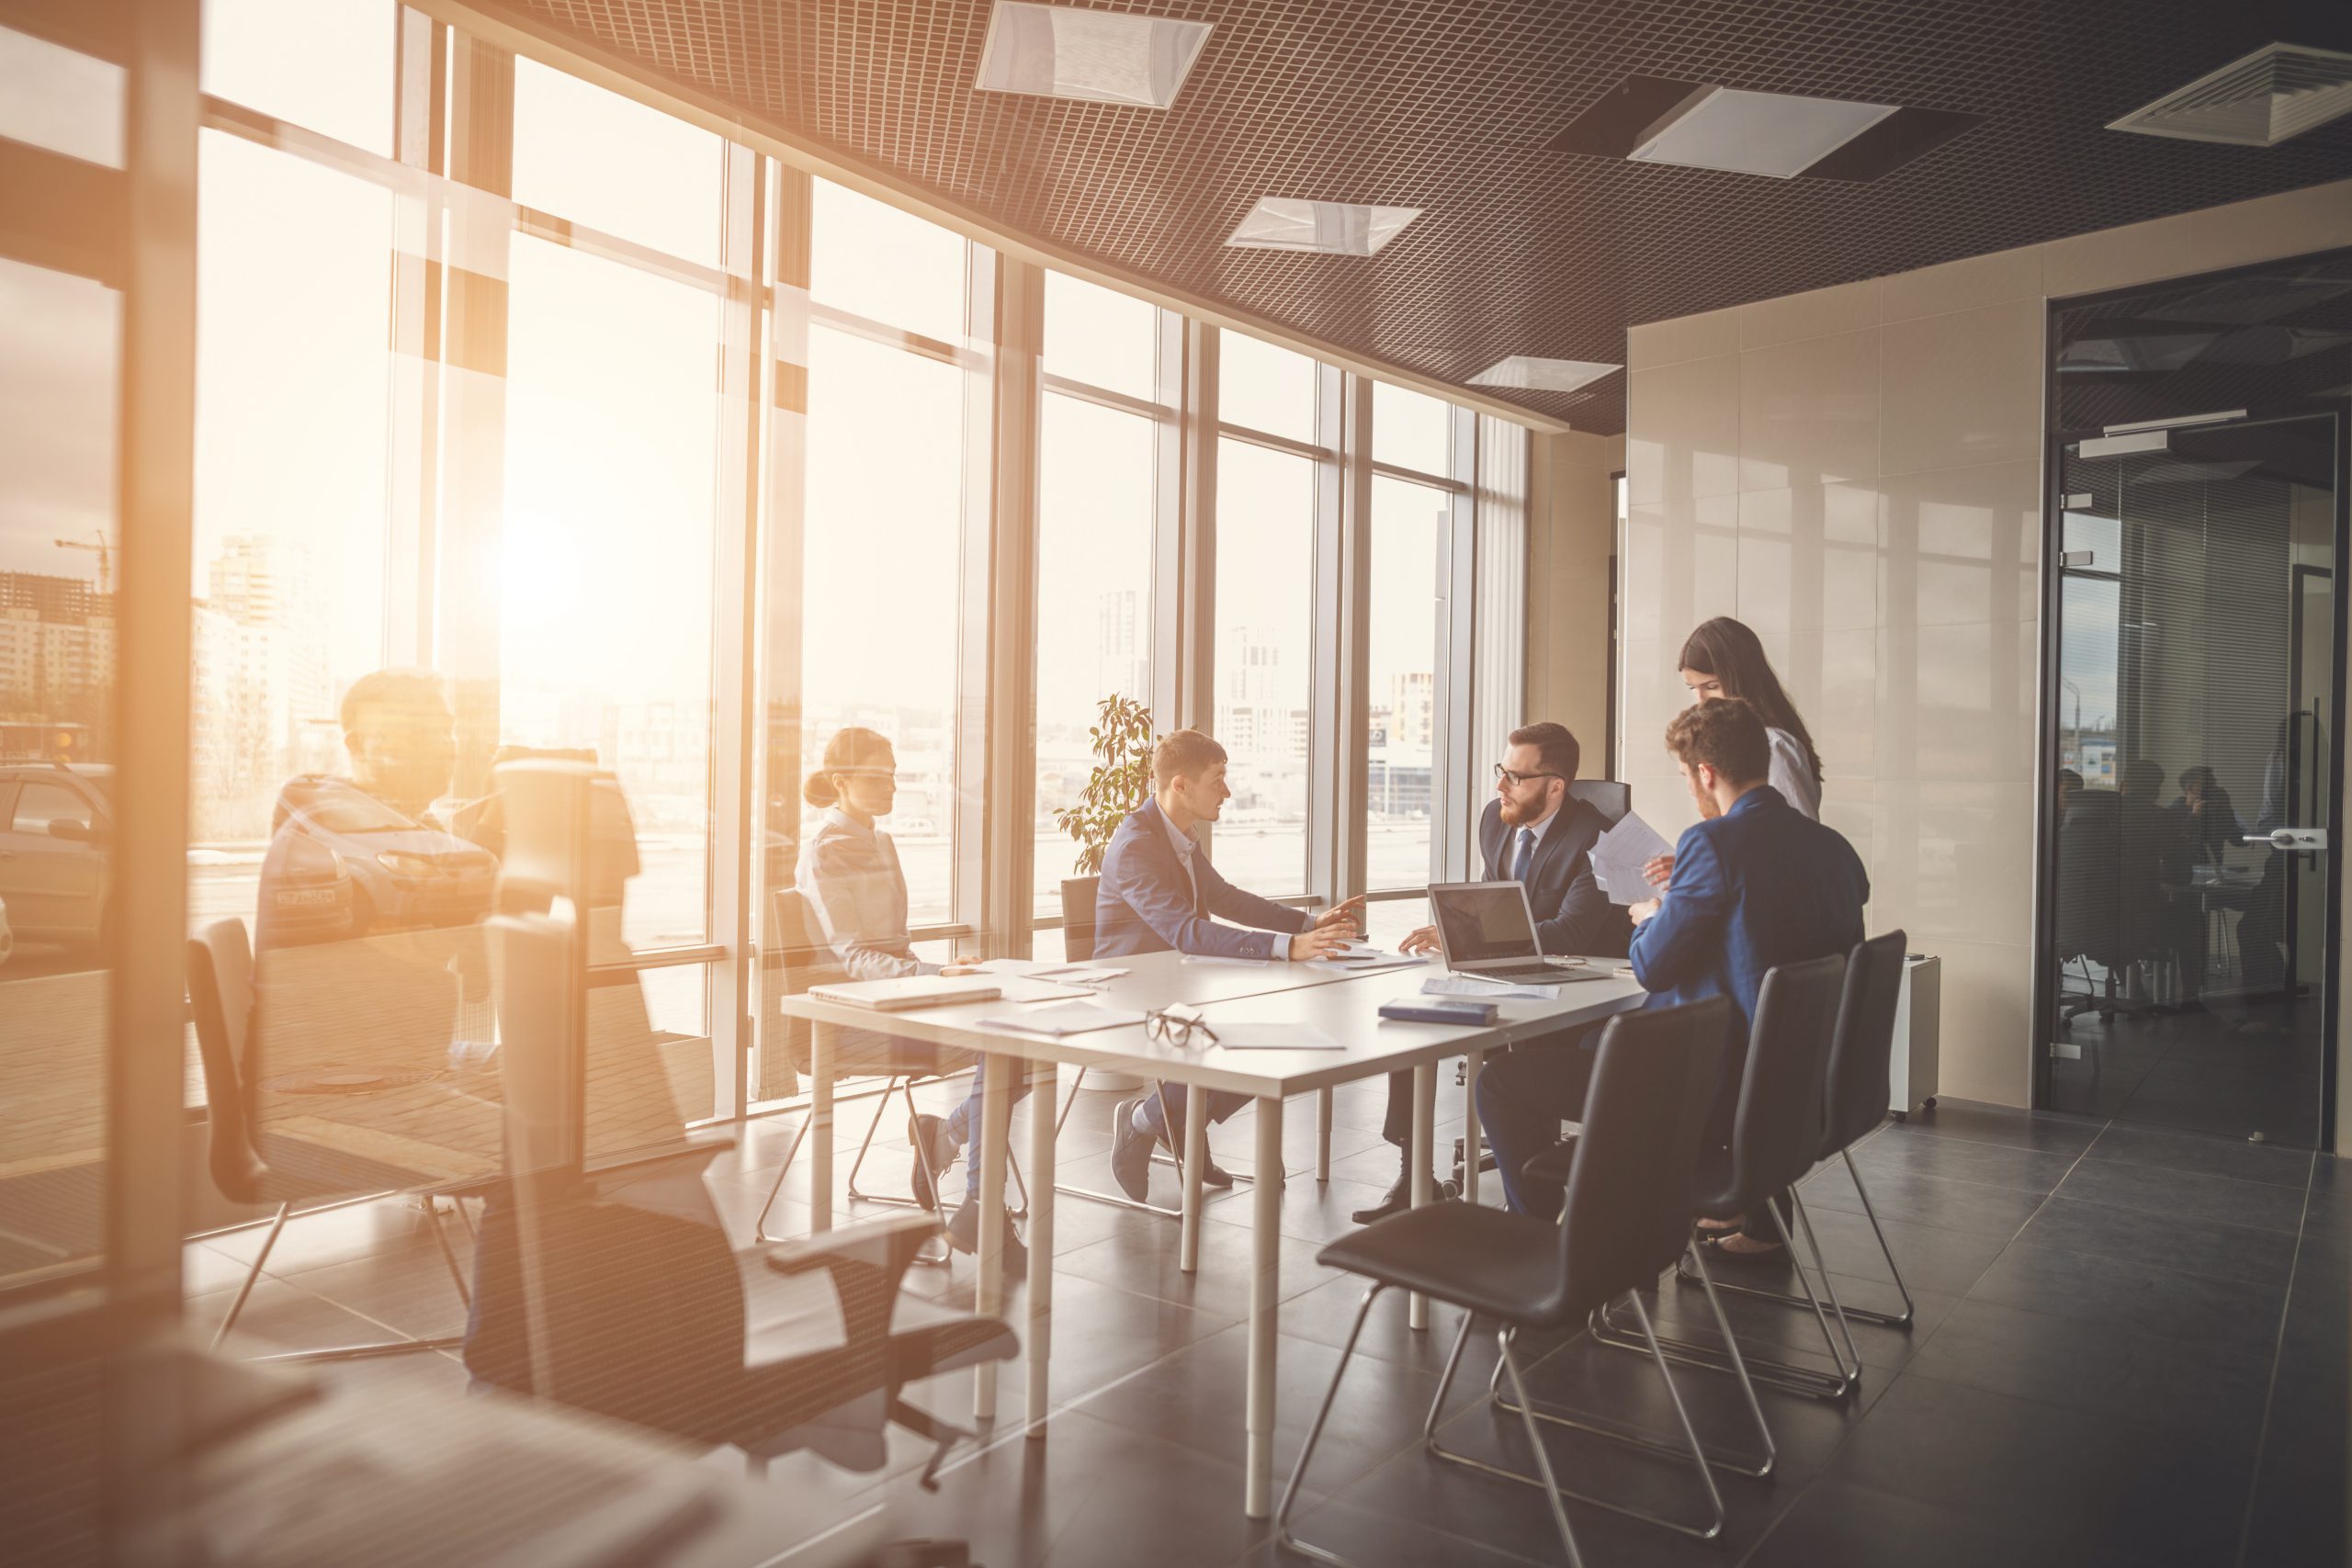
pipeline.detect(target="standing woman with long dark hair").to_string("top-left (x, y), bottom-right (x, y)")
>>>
top-left (1675, 616), bottom-right (1824, 818)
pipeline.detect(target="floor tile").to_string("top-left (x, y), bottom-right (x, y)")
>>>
top-left (2080, 1123), bottom-right (2315, 1190)
top-left (1743, 1478), bottom-right (2153, 1568)
top-left (1963, 1242), bottom-right (2284, 1366)
top-left (1904, 1297), bottom-right (2272, 1446)
top-left (1825, 1371), bottom-right (2255, 1566)
top-left (1794, 1202), bottom-right (2012, 1300)
top-left (2017, 1196), bottom-right (2301, 1290)
top-left (1800, 1161), bottom-right (2047, 1240)
top-left (1845, 1130), bottom-right (2084, 1195)
top-left (2054, 1159), bottom-right (2309, 1237)
top-left (1883, 1100), bottom-right (2106, 1157)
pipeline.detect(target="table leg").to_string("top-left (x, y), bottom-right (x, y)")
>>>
top-left (1408, 1061), bottom-right (1435, 1331)
top-left (1245, 1092), bottom-right (1283, 1518)
top-left (1463, 1049), bottom-right (1485, 1206)
top-left (809, 1022), bottom-right (834, 1234)
top-left (974, 1056), bottom-right (1012, 1420)
top-left (1178, 1090), bottom-right (1208, 1274)
top-left (1315, 1087), bottom-right (1332, 1182)
top-left (1025, 1059), bottom-right (1057, 1440)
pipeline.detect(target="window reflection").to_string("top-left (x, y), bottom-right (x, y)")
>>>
top-left (0, 252), bottom-right (119, 1291)
top-left (1213, 438), bottom-right (1315, 894)
top-left (1370, 475), bottom-right (1445, 887)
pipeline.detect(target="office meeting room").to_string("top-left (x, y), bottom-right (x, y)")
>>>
top-left (6, 1), bottom-right (2352, 1564)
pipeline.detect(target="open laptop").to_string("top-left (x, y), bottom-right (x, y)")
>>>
top-left (1428, 881), bottom-right (1588, 984)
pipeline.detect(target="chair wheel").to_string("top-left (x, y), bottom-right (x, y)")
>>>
top-left (1439, 1179), bottom-right (1463, 1201)
top-left (1922, 1097), bottom-right (1937, 1110)
top-left (1890, 1111), bottom-right (1906, 1123)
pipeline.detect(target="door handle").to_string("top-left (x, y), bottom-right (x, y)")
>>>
top-left (2245, 829), bottom-right (2329, 852)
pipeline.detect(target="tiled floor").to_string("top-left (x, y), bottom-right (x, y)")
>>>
top-left (188, 1082), bottom-right (2347, 1567)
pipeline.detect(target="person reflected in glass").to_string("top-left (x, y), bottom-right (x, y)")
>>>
top-left (798, 726), bottom-right (1024, 1274)
top-left (2175, 765), bottom-right (2245, 864)
top-left (1644, 616), bottom-right (1825, 891)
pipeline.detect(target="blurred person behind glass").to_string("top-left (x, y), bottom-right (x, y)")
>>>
top-left (797, 726), bottom-right (1025, 1276)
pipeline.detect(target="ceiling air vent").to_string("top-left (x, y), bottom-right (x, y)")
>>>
top-left (2109, 43), bottom-right (2352, 147)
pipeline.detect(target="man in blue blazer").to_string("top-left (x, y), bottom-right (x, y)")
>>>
top-left (1095, 728), bottom-right (1363, 1201)
top-left (1481, 698), bottom-right (1866, 1249)
top-left (1367, 721), bottom-right (1630, 1223)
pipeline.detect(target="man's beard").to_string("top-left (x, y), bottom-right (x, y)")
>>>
top-left (1497, 793), bottom-right (1532, 827)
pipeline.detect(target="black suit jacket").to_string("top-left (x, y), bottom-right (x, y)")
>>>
top-left (1476, 795), bottom-right (1631, 960)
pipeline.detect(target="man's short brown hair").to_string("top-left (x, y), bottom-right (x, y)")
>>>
top-left (1153, 728), bottom-right (1227, 787)
top-left (340, 668), bottom-right (449, 736)
top-left (1664, 698), bottom-right (1770, 785)
top-left (1508, 721), bottom-right (1579, 782)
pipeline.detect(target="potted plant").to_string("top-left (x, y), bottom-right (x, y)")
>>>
top-left (1053, 694), bottom-right (1154, 1088)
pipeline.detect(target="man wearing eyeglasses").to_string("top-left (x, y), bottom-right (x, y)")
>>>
top-left (1361, 721), bottom-right (1629, 1223)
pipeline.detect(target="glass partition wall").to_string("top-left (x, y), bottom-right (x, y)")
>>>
top-left (0, 1), bottom-right (1531, 1318)
top-left (2039, 252), bottom-right (2352, 1148)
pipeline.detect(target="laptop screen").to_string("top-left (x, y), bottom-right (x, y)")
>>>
top-left (1430, 883), bottom-right (1537, 964)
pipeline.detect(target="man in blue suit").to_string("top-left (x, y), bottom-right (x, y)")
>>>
top-left (1480, 698), bottom-right (1866, 1248)
top-left (1095, 728), bottom-right (1363, 1201)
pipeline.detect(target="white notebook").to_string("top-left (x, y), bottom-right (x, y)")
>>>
top-left (807, 977), bottom-right (1001, 1011)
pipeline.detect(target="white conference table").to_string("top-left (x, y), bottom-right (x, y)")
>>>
top-left (773, 949), bottom-right (1647, 1517)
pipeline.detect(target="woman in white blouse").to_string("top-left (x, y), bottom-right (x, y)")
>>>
top-left (798, 726), bottom-right (1023, 1274)
top-left (1643, 616), bottom-right (1826, 890)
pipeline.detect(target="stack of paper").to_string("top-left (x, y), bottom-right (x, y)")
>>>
top-left (1589, 812), bottom-right (1673, 905)
top-left (1423, 975), bottom-right (1563, 1001)
top-left (974, 1000), bottom-right (1148, 1035)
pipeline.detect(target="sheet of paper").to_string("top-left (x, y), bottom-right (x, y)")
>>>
top-left (986, 976), bottom-right (1097, 1004)
top-left (1422, 974), bottom-right (1563, 1001)
top-left (1035, 963), bottom-right (1129, 982)
top-left (1304, 953), bottom-right (1425, 975)
top-left (1588, 811), bottom-right (1674, 905)
top-left (1212, 1022), bottom-right (1345, 1051)
top-left (1181, 953), bottom-right (1273, 967)
top-left (974, 1001), bottom-right (1148, 1036)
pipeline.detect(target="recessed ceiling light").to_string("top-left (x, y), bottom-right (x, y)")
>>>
top-left (1465, 356), bottom-right (1620, 393)
top-left (2109, 42), bottom-right (2352, 147)
top-left (1629, 87), bottom-right (1896, 179)
top-left (1549, 74), bottom-right (1978, 182)
top-left (1226, 197), bottom-right (1422, 255)
top-left (972, 2), bottom-right (1212, 109)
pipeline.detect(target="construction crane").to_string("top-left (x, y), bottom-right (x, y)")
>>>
top-left (52, 530), bottom-right (110, 595)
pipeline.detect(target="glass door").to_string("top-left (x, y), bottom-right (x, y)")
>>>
top-left (2044, 412), bottom-right (2343, 1146)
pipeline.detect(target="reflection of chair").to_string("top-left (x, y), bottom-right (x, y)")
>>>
top-left (1277, 998), bottom-right (1745, 1564)
top-left (753, 890), bottom-right (1023, 1250)
top-left (1058, 874), bottom-right (1100, 962)
top-left (188, 918), bottom-right (470, 1360)
top-left (1566, 780), bottom-right (1631, 826)
top-left (475, 909), bottom-right (1018, 1492)
top-left (2054, 792), bottom-right (2162, 1022)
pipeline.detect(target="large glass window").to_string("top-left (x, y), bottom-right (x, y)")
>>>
top-left (513, 58), bottom-right (726, 267)
top-left (1035, 273), bottom-right (1162, 914)
top-left (1213, 437), bottom-right (1316, 895)
top-left (800, 326), bottom-right (967, 924)
top-left (498, 236), bottom-right (722, 951)
top-left (1218, 331), bottom-right (1317, 445)
top-left (1369, 475), bottom-right (1446, 888)
top-left (201, 0), bottom-right (396, 157)
top-left (189, 132), bottom-right (396, 869)
top-left (809, 181), bottom-right (970, 346)
top-left (0, 252), bottom-right (119, 1294)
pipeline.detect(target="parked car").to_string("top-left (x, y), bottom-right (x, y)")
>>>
top-left (0, 763), bottom-right (114, 951)
top-left (269, 775), bottom-right (497, 934)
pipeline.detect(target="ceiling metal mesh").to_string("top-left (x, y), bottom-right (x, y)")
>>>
top-left (505, 0), bottom-right (2352, 431)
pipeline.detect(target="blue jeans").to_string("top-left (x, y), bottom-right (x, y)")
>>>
top-left (1138, 1084), bottom-right (1248, 1142)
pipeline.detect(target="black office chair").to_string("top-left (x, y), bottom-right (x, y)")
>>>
top-left (1566, 780), bottom-right (1631, 825)
top-left (473, 908), bottom-right (1018, 1491)
top-left (1588, 953), bottom-right (1859, 1402)
top-left (1274, 998), bottom-right (1741, 1567)
top-left (187, 919), bottom-right (472, 1360)
top-left (1681, 932), bottom-right (1917, 1328)
top-left (753, 889), bottom-right (1025, 1250)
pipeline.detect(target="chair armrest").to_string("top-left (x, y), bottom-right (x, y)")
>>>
top-left (764, 1212), bottom-right (944, 1348)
